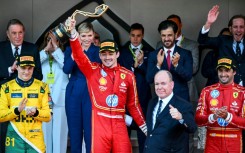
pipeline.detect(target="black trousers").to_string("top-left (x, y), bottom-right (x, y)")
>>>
top-left (0, 122), bottom-right (8, 153)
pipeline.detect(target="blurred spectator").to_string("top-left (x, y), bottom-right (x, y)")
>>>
top-left (201, 28), bottom-right (231, 86)
top-left (93, 32), bottom-right (100, 46)
top-left (39, 31), bottom-right (69, 153)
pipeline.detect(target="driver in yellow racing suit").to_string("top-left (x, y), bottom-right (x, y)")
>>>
top-left (0, 54), bottom-right (51, 153)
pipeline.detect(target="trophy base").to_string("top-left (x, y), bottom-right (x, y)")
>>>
top-left (51, 23), bottom-right (71, 44)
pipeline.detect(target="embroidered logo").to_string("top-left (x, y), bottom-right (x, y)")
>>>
top-left (106, 94), bottom-right (119, 107)
top-left (233, 92), bottom-right (238, 98)
top-left (210, 90), bottom-right (219, 98)
top-left (120, 73), bottom-right (126, 79)
top-left (217, 118), bottom-right (229, 127)
top-left (99, 77), bottom-right (107, 86)
top-left (210, 99), bottom-right (218, 107)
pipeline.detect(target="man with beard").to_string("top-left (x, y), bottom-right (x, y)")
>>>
top-left (195, 57), bottom-right (245, 153)
top-left (146, 20), bottom-right (193, 101)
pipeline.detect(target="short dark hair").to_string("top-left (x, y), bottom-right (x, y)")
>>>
top-left (6, 19), bottom-right (25, 31)
top-left (158, 20), bottom-right (178, 34)
top-left (167, 14), bottom-right (182, 24)
top-left (219, 28), bottom-right (230, 35)
top-left (228, 15), bottom-right (245, 27)
top-left (130, 23), bottom-right (144, 34)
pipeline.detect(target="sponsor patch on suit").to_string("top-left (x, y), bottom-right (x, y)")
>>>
top-left (11, 93), bottom-right (22, 98)
top-left (27, 93), bottom-right (38, 98)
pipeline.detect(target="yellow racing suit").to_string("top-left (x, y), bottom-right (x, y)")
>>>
top-left (0, 78), bottom-right (51, 153)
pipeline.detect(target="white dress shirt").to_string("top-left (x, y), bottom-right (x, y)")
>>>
top-left (152, 92), bottom-right (173, 129)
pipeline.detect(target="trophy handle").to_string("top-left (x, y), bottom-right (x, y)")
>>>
top-left (66, 4), bottom-right (109, 31)
top-left (51, 4), bottom-right (109, 43)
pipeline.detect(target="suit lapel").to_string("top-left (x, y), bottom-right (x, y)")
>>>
top-left (5, 42), bottom-right (16, 62)
top-left (148, 97), bottom-right (158, 133)
top-left (154, 96), bottom-right (176, 129)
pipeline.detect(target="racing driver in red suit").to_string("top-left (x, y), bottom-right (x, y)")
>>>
top-left (66, 18), bottom-right (147, 153)
top-left (195, 57), bottom-right (245, 153)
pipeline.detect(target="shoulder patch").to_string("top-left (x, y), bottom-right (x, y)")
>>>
top-left (5, 86), bottom-right (9, 93)
top-left (40, 86), bottom-right (45, 93)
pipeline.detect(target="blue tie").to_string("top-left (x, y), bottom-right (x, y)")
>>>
top-left (236, 41), bottom-right (241, 57)
top-left (14, 47), bottom-right (19, 59)
top-left (156, 100), bottom-right (163, 118)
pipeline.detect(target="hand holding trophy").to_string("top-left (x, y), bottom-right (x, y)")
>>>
top-left (51, 4), bottom-right (109, 43)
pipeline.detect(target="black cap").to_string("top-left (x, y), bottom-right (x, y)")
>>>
top-left (99, 39), bottom-right (118, 52)
top-left (17, 55), bottom-right (35, 67)
top-left (216, 57), bottom-right (236, 70)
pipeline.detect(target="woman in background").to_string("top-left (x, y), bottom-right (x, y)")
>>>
top-left (39, 31), bottom-right (69, 153)
top-left (63, 22), bottom-right (101, 153)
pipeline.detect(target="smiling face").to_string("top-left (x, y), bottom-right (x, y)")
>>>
top-left (217, 67), bottom-right (236, 85)
top-left (154, 71), bottom-right (174, 99)
top-left (229, 18), bottom-right (245, 42)
top-left (7, 24), bottom-right (25, 46)
top-left (17, 65), bottom-right (34, 81)
top-left (79, 30), bottom-right (94, 49)
top-left (99, 51), bottom-right (119, 68)
top-left (160, 27), bottom-right (176, 49)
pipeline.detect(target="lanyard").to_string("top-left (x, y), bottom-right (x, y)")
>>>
top-left (128, 45), bottom-right (143, 61)
top-left (178, 36), bottom-right (184, 47)
top-left (49, 56), bottom-right (53, 74)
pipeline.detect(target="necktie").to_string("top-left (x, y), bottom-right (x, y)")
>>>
top-left (14, 47), bottom-right (19, 59)
top-left (156, 100), bottom-right (163, 118)
top-left (236, 41), bottom-right (241, 57)
top-left (132, 48), bottom-right (138, 52)
top-left (167, 50), bottom-right (171, 70)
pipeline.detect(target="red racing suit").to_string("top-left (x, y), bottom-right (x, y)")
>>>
top-left (70, 36), bottom-right (147, 153)
top-left (195, 82), bottom-right (245, 153)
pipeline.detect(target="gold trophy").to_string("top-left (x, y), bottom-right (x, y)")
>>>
top-left (51, 4), bottom-right (109, 43)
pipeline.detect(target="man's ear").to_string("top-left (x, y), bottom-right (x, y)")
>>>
top-left (116, 51), bottom-right (120, 58)
top-left (229, 26), bottom-right (232, 33)
top-left (6, 31), bottom-right (10, 40)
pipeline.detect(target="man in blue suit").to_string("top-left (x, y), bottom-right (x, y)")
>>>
top-left (146, 20), bottom-right (193, 101)
top-left (144, 70), bottom-right (197, 153)
top-left (118, 23), bottom-right (152, 153)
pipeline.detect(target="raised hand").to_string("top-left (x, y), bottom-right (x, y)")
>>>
top-left (11, 60), bottom-right (18, 72)
top-left (134, 50), bottom-right (144, 68)
top-left (26, 107), bottom-right (37, 116)
top-left (169, 104), bottom-right (182, 120)
top-left (18, 98), bottom-right (28, 113)
top-left (157, 49), bottom-right (164, 68)
top-left (205, 5), bottom-right (220, 30)
top-left (172, 52), bottom-right (180, 67)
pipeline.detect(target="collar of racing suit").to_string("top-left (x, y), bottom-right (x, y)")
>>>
top-left (101, 64), bottom-right (121, 95)
top-left (15, 77), bottom-right (34, 87)
top-left (219, 82), bottom-right (234, 91)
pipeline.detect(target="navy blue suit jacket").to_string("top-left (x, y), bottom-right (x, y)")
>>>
top-left (119, 42), bottom-right (152, 115)
top-left (144, 95), bottom-right (197, 153)
top-left (146, 46), bottom-right (193, 101)
top-left (0, 40), bottom-right (42, 85)
top-left (198, 31), bottom-right (245, 85)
